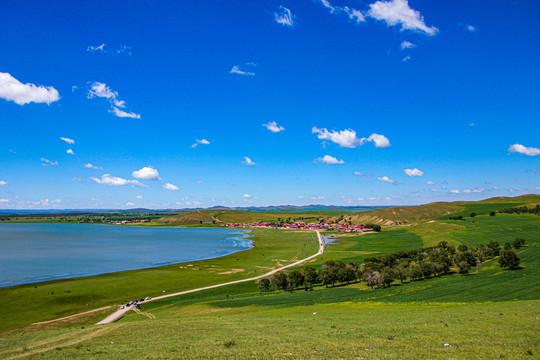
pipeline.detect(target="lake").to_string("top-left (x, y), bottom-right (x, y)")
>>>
top-left (0, 223), bottom-right (252, 287)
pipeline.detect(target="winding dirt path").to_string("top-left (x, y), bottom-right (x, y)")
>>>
top-left (96, 230), bottom-right (324, 325)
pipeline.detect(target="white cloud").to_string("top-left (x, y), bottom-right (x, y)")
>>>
top-left (91, 174), bottom-right (145, 187)
top-left (425, 181), bottom-right (435, 185)
top-left (163, 183), bottom-right (179, 191)
top-left (362, 133), bottom-right (391, 148)
top-left (87, 43), bottom-right (106, 52)
top-left (66, 149), bottom-right (75, 155)
top-left (317, 1), bottom-right (365, 23)
top-left (312, 127), bottom-right (361, 148)
top-left (450, 189), bottom-right (460, 194)
top-left (404, 168), bottom-right (424, 177)
top-left (110, 107), bottom-right (141, 119)
top-left (402, 55), bottom-right (412, 62)
top-left (243, 194), bottom-right (251, 198)
top-left (84, 163), bottom-right (102, 170)
top-left (368, 0), bottom-right (438, 36)
top-left (263, 121), bottom-right (285, 133)
top-left (136, 195), bottom-right (143, 199)
top-left (429, 189), bottom-right (438, 192)
top-left (377, 176), bottom-right (396, 184)
top-left (450, 188), bottom-right (484, 194)
top-left (194, 179), bottom-right (203, 184)
top-left (314, 155), bottom-right (345, 164)
top-left (508, 144), bottom-right (540, 156)
top-left (400, 40), bottom-right (415, 49)
top-left (132, 166), bottom-right (162, 181)
top-left (0, 199), bottom-right (9, 204)
top-left (230, 66), bottom-right (255, 76)
top-left (126, 202), bottom-right (135, 207)
top-left (60, 137), bottom-right (75, 144)
top-left (0, 181), bottom-right (7, 185)
top-left (88, 82), bottom-right (117, 99)
top-left (354, 172), bottom-right (373, 178)
top-left (466, 25), bottom-right (476, 32)
top-left (191, 139), bottom-right (211, 148)
top-left (242, 156), bottom-right (256, 166)
top-left (274, 6), bottom-right (294, 27)
top-left (0, 72), bottom-right (60, 105)
top-left (41, 158), bottom-right (58, 166)
top-left (88, 82), bottom-right (140, 118)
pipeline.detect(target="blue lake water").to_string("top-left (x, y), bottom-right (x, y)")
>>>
top-left (0, 223), bottom-right (252, 287)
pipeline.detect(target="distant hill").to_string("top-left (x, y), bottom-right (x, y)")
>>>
top-left (157, 194), bottom-right (540, 226)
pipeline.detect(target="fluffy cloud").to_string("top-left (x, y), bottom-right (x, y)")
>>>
top-left (400, 41), bottom-right (415, 49)
top-left (126, 202), bottom-right (135, 207)
top-left (243, 194), bottom-right (251, 198)
top-left (274, 6), bottom-right (294, 27)
top-left (377, 176), bottom-right (395, 184)
top-left (132, 166), bottom-right (162, 181)
top-left (242, 156), bottom-right (256, 166)
top-left (0, 72), bottom-right (60, 105)
top-left (66, 149), bottom-right (75, 155)
top-left (0, 181), bottom-right (7, 185)
top-left (450, 188), bottom-right (485, 194)
top-left (425, 181), bottom-right (435, 185)
top-left (84, 163), bottom-right (102, 170)
top-left (362, 133), bottom-right (391, 148)
top-left (110, 107), bottom-right (141, 119)
top-left (136, 195), bottom-right (143, 199)
top-left (402, 55), bottom-right (411, 62)
top-left (404, 168), bottom-right (424, 177)
top-left (41, 158), bottom-right (58, 166)
top-left (230, 66), bottom-right (255, 76)
top-left (87, 44), bottom-right (132, 55)
top-left (88, 82), bottom-right (140, 119)
top-left (314, 155), bottom-right (345, 164)
top-left (91, 174), bottom-right (145, 187)
top-left (312, 128), bottom-right (391, 148)
top-left (0, 199), bottom-right (9, 204)
top-left (312, 127), bottom-right (361, 148)
top-left (263, 121), bottom-right (285, 133)
top-left (163, 183), bottom-right (179, 191)
top-left (368, 0), bottom-right (438, 36)
top-left (466, 25), bottom-right (476, 32)
top-left (508, 144), bottom-right (540, 156)
top-left (60, 137), bottom-right (75, 144)
top-left (191, 139), bottom-right (210, 148)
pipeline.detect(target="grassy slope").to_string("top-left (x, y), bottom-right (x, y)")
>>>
top-left (0, 229), bottom-right (317, 332)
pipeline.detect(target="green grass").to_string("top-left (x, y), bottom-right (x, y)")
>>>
top-left (0, 228), bottom-right (317, 332)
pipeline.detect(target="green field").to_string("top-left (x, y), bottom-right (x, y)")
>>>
top-left (1, 198), bottom-right (539, 359)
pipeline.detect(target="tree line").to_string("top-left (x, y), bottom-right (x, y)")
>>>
top-left (258, 238), bottom-right (524, 292)
top-left (500, 205), bottom-right (540, 216)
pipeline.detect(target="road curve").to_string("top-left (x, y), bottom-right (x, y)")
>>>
top-left (97, 230), bottom-right (324, 325)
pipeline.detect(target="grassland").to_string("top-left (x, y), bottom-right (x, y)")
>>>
top-left (0, 229), bottom-right (317, 332)
top-left (1, 197), bottom-right (539, 359)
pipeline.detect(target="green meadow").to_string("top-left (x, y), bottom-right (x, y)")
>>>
top-left (0, 201), bottom-right (539, 359)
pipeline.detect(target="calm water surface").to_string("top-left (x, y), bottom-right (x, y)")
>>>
top-left (0, 223), bottom-right (252, 287)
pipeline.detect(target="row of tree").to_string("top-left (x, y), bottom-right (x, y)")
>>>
top-left (258, 238), bottom-right (524, 292)
top-left (500, 205), bottom-right (540, 215)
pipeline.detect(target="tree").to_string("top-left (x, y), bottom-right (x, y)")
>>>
top-left (365, 271), bottom-right (383, 289)
top-left (395, 262), bottom-right (409, 283)
top-left (274, 272), bottom-right (290, 291)
top-left (513, 238), bottom-right (525, 249)
top-left (487, 241), bottom-right (501, 256)
top-left (470, 212), bottom-right (477, 218)
top-left (489, 212), bottom-right (496, 216)
top-left (458, 261), bottom-right (471, 275)
top-left (498, 250), bottom-right (520, 269)
top-left (289, 270), bottom-right (305, 290)
top-left (504, 242), bottom-right (512, 250)
top-left (407, 263), bottom-right (423, 281)
top-left (302, 266), bottom-right (318, 290)
top-left (381, 267), bottom-right (396, 287)
top-left (258, 278), bottom-right (271, 292)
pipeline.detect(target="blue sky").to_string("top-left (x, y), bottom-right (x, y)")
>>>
top-left (0, 0), bottom-right (539, 209)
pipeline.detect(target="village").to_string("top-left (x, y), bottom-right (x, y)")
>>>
top-left (224, 221), bottom-right (379, 233)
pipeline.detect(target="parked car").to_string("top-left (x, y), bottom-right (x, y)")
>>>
top-left (145, 297), bottom-right (152, 300)
top-left (120, 305), bottom-right (125, 309)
